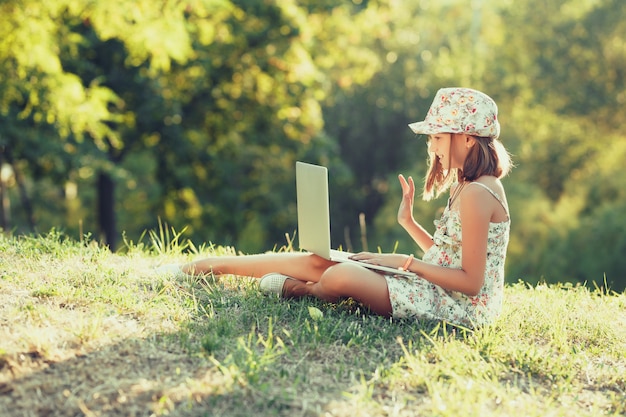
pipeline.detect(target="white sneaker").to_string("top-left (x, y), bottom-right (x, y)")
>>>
top-left (259, 273), bottom-right (291, 296)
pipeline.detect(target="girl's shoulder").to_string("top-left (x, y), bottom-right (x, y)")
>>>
top-left (464, 176), bottom-right (509, 221)
top-left (472, 175), bottom-right (502, 188)
top-left (469, 176), bottom-right (506, 198)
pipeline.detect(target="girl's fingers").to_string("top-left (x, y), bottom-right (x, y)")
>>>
top-left (398, 174), bottom-right (406, 188)
top-left (398, 174), bottom-right (410, 193)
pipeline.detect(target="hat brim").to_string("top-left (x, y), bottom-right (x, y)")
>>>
top-left (408, 121), bottom-right (445, 136)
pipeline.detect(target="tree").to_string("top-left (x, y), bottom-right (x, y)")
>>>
top-left (486, 0), bottom-right (626, 289)
top-left (0, 0), bottom-right (179, 247)
top-left (0, 0), bottom-right (360, 251)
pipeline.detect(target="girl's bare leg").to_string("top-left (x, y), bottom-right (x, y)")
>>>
top-left (287, 263), bottom-right (393, 317)
top-left (181, 252), bottom-right (393, 317)
top-left (181, 252), bottom-right (335, 283)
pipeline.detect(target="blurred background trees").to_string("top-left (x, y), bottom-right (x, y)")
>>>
top-left (1, 0), bottom-right (625, 291)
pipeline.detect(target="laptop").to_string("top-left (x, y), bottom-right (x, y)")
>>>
top-left (295, 161), bottom-right (415, 277)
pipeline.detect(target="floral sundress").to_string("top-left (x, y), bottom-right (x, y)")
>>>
top-left (385, 182), bottom-right (510, 327)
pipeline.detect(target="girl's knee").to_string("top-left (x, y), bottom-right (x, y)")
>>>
top-left (319, 263), bottom-right (358, 292)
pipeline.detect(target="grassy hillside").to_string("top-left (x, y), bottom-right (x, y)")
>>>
top-left (0, 231), bottom-right (624, 416)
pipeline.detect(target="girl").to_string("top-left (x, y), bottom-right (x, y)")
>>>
top-left (160, 87), bottom-right (512, 328)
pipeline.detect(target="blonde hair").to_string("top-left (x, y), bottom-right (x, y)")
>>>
top-left (422, 135), bottom-right (512, 201)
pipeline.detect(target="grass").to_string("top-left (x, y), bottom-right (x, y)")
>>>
top-left (0, 230), bottom-right (624, 417)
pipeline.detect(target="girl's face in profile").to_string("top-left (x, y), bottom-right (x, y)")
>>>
top-left (428, 134), bottom-right (452, 170)
top-left (428, 133), bottom-right (470, 171)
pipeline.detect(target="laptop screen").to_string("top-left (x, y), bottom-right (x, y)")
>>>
top-left (295, 162), bottom-right (332, 259)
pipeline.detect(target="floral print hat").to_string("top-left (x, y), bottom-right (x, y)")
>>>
top-left (408, 87), bottom-right (500, 139)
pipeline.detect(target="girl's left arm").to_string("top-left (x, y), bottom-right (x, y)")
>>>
top-left (403, 186), bottom-right (491, 296)
top-left (350, 187), bottom-right (492, 296)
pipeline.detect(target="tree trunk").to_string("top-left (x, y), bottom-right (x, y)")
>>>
top-left (3, 146), bottom-right (36, 232)
top-left (0, 175), bottom-right (8, 231)
top-left (12, 162), bottom-right (36, 232)
top-left (97, 172), bottom-right (117, 250)
top-left (0, 149), bottom-right (8, 230)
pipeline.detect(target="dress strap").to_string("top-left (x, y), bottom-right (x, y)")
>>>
top-left (468, 182), bottom-right (509, 217)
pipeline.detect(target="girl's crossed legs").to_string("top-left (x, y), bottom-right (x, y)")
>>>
top-left (180, 253), bottom-right (393, 317)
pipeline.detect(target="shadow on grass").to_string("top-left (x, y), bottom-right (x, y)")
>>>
top-left (0, 287), bottom-right (440, 417)
top-left (1, 325), bottom-right (329, 416)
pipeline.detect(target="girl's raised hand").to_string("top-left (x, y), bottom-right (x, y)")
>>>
top-left (397, 174), bottom-right (415, 227)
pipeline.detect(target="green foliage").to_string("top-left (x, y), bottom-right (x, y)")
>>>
top-left (501, 130), bottom-right (626, 291)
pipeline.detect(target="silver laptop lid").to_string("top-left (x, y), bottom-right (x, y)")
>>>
top-left (296, 161), bottom-right (332, 259)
